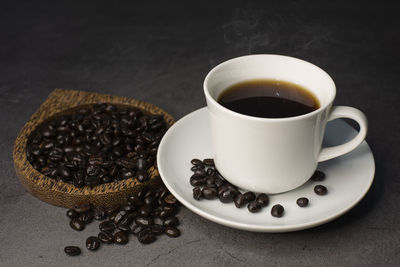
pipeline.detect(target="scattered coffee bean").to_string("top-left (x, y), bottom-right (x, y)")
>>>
top-left (234, 194), bottom-right (247, 208)
top-left (99, 221), bottom-right (115, 233)
top-left (314, 185), bottom-right (328, 195)
top-left (98, 231), bottom-right (114, 244)
top-left (192, 187), bottom-right (202, 200)
top-left (151, 224), bottom-right (165, 235)
top-left (165, 226), bottom-right (180, 238)
top-left (86, 236), bottom-right (101, 251)
top-left (296, 197), bottom-right (309, 207)
top-left (190, 159), bottom-right (203, 166)
top-left (138, 228), bottom-right (156, 244)
top-left (256, 194), bottom-right (269, 207)
top-left (66, 209), bottom-right (79, 219)
top-left (114, 231), bottom-right (129, 245)
top-left (203, 158), bottom-right (214, 166)
top-left (70, 218), bottom-right (85, 231)
top-left (163, 216), bottom-right (179, 227)
top-left (271, 204), bottom-right (284, 218)
top-left (64, 246), bottom-right (81, 256)
top-left (243, 192), bottom-right (256, 202)
top-left (202, 187), bottom-right (218, 200)
top-left (247, 201), bottom-right (262, 213)
top-left (311, 170), bottom-right (325, 181)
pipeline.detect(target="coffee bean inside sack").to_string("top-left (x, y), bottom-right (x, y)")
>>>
top-left (27, 103), bottom-right (168, 187)
top-left (190, 158), bottom-right (328, 218)
top-left (63, 183), bottom-right (181, 256)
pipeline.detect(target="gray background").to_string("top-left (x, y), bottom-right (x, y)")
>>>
top-left (1, 0), bottom-right (399, 266)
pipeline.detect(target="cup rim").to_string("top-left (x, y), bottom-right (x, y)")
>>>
top-left (203, 54), bottom-right (336, 122)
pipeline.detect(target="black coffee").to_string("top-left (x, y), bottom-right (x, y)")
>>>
top-left (217, 79), bottom-right (320, 118)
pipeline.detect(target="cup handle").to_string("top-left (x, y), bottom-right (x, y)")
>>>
top-left (318, 106), bottom-right (368, 162)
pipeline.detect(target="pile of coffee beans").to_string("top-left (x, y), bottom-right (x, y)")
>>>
top-left (26, 103), bottom-right (168, 187)
top-left (64, 183), bottom-right (181, 256)
top-left (190, 158), bottom-right (328, 218)
top-left (189, 158), bottom-right (277, 215)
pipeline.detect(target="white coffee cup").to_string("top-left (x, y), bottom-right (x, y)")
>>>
top-left (204, 54), bottom-right (367, 194)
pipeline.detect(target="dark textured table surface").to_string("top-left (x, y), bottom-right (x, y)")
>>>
top-left (1, 1), bottom-right (399, 266)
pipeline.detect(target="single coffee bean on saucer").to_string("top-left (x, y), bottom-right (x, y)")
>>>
top-left (247, 201), bottom-right (262, 213)
top-left (255, 193), bottom-right (269, 207)
top-left (202, 187), bottom-right (218, 200)
top-left (234, 194), bottom-right (247, 208)
top-left (314, 185), bottom-right (328, 195)
top-left (192, 187), bottom-right (202, 200)
top-left (271, 204), bottom-right (284, 218)
top-left (296, 197), bottom-right (309, 207)
top-left (64, 246), bottom-right (81, 256)
top-left (190, 159), bottom-right (203, 166)
top-left (203, 158), bottom-right (214, 166)
top-left (311, 170), bottom-right (325, 181)
top-left (243, 192), bottom-right (256, 202)
top-left (86, 236), bottom-right (101, 251)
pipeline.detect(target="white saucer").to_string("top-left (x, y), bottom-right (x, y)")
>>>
top-left (157, 108), bottom-right (375, 232)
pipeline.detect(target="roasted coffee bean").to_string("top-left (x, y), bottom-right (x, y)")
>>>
top-left (73, 201), bottom-right (91, 213)
top-left (117, 223), bottom-right (131, 233)
top-left (79, 212), bottom-right (94, 224)
top-left (99, 221), bottom-right (115, 233)
top-left (113, 211), bottom-right (127, 224)
top-left (206, 168), bottom-right (215, 176)
top-left (138, 228), bottom-right (156, 244)
top-left (194, 168), bottom-right (207, 177)
top-left (138, 205), bottom-right (153, 217)
top-left (70, 218), bottom-right (85, 231)
top-left (128, 195), bottom-right (144, 207)
top-left (190, 159), bottom-right (203, 166)
top-left (66, 209), bottom-right (79, 219)
top-left (135, 217), bottom-right (154, 227)
top-left (271, 204), bottom-right (284, 217)
top-left (57, 166), bottom-right (72, 179)
top-left (191, 165), bottom-right (203, 172)
top-left (190, 174), bottom-right (207, 186)
top-left (86, 236), bottom-right (101, 251)
top-left (137, 171), bottom-right (149, 182)
top-left (234, 194), bottom-right (247, 208)
top-left (214, 177), bottom-right (224, 188)
top-left (120, 213), bottom-right (136, 225)
top-left (98, 231), bottom-right (114, 244)
top-left (243, 192), bottom-right (256, 202)
top-left (296, 197), bottom-right (309, 207)
top-left (256, 194), bottom-right (269, 207)
top-left (192, 187), bottom-right (202, 200)
top-left (219, 189), bottom-right (236, 203)
top-left (114, 231), bottom-right (129, 245)
top-left (163, 216), bottom-right (179, 227)
top-left (165, 226), bottom-right (180, 238)
top-left (93, 207), bottom-right (106, 220)
top-left (164, 194), bottom-right (178, 205)
top-left (202, 187), bottom-right (218, 200)
top-left (203, 158), bottom-right (214, 166)
top-left (247, 201), bottom-right (262, 213)
top-left (151, 224), bottom-right (165, 235)
top-left (144, 196), bottom-right (155, 206)
top-left (314, 185), bottom-right (327, 195)
top-left (64, 246), bottom-right (81, 256)
top-left (131, 225), bottom-right (144, 236)
top-left (137, 186), bottom-right (149, 200)
top-left (311, 170), bottom-right (325, 181)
